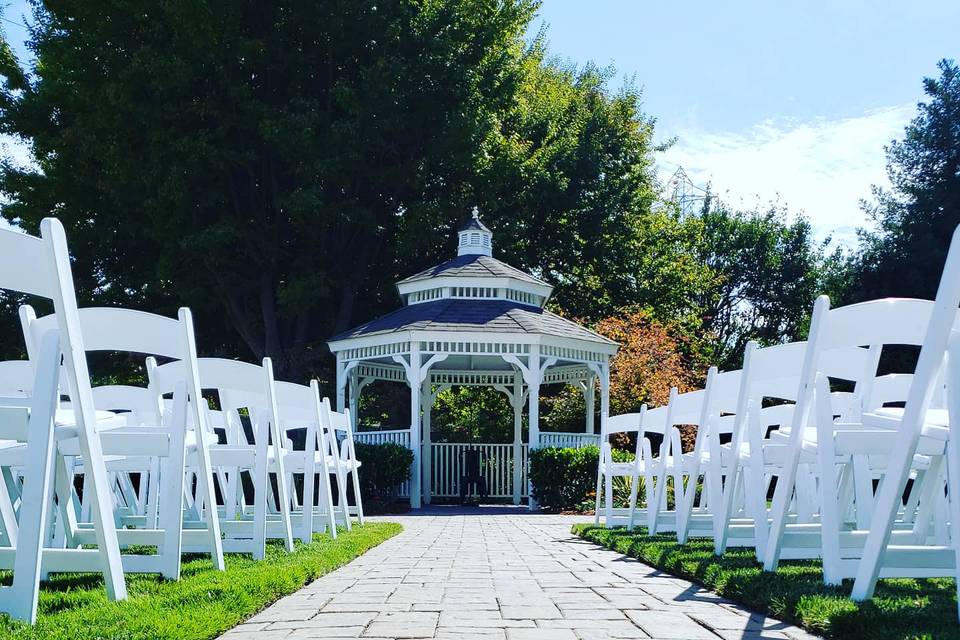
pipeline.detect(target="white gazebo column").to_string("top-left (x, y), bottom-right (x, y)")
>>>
top-left (335, 354), bottom-right (347, 412)
top-left (505, 346), bottom-right (556, 510)
top-left (495, 376), bottom-right (525, 506)
top-left (588, 362), bottom-right (611, 431)
top-left (512, 374), bottom-right (523, 505)
top-left (422, 383), bottom-right (434, 505)
top-left (407, 345), bottom-right (422, 509)
top-left (335, 356), bottom-right (359, 414)
top-left (348, 371), bottom-right (359, 431)
top-left (393, 347), bottom-right (448, 509)
top-left (583, 373), bottom-right (596, 434)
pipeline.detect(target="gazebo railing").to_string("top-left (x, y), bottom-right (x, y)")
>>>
top-left (354, 428), bottom-right (411, 447)
top-left (539, 431), bottom-right (600, 449)
top-left (355, 429), bottom-right (412, 497)
top-left (429, 443), bottom-right (528, 500)
top-left (353, 428), bottom-right (598, 502)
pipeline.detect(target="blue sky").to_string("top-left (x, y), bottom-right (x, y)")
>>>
top-left (531, 0), bottom-right (960, 244)
top-left (2, 2), bottom-right (959, 243)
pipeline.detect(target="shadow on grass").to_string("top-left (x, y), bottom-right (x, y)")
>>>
top-left (574, 524), bottom-right (959, 640)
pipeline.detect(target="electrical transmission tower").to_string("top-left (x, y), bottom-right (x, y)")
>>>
top-left (666, 166), bottom-right (716, 219)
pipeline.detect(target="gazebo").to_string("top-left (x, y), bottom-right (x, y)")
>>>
top-left (327, 211), bottom-right (618, 507)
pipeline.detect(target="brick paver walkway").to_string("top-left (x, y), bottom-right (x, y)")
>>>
top-left (220, 507), bottom-right (820, 640)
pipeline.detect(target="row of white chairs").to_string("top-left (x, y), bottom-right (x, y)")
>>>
top-left (597, 224), bottom-right (960, 616)
top-left (0, 218), bottom-right (364, 623)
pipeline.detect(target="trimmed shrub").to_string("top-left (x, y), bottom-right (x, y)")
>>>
top-left (528, 445), bottom-right (635, 512)
top-left (354, 442), bottom-right (414, 506)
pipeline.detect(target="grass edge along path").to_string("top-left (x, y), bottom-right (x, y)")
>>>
top-left (0, 522), bottom-right (402, 640)
top-left (573, 524), bottom-right (960, 640)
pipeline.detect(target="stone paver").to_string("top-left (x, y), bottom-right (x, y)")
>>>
top-left (218, 507), bottom-right (820, 640)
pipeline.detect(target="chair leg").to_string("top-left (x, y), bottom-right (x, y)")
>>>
top-left (159, 393), bottom-right (189, 579)
top-left (350, 467), bottom-right (364, 525)
top-left (593, 465), bottom-right (603, 526)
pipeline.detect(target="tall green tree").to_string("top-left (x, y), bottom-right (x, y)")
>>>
top-left (0, 0), bottom-right (534, 379)
top-left (843, 59), bottom-right (960, 303)
top-left (693, 206), bottom-right (825, 369)
top-left (0, 1), bottom-right (693, 384)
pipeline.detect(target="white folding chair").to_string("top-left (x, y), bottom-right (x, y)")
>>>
top-left (274, 380), bottom-right (340, 542)
top-left (22, 305), bottom-right (226, 579)
top-left (321, 398), bottom-right (364, 526)
top-left (647, 387), bottom-right (706, 535)
top-left (0, 218), bottom-right (127, 623)
top-left (843, 228), bottom-right (960, 598)
top-left (151, 357), bottom-right (295, 559)
top-left (594, 409), bottom-right (644, 529)
top-left (674, 368), bottom-right (742, 544)
top-left (763, 294), bottom-right (958, 586)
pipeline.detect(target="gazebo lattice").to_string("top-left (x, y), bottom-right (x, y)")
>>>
top-left (327, 211), bottom-right (618, 507)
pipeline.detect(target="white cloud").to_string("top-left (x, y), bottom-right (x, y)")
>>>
top-left (659, 105), bottom-right (916, 247)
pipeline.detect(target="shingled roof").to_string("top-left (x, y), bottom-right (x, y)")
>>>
top-left (329, 298), bottom-right (614, 345)
top-left (397, 254), bottom-right (548, 287)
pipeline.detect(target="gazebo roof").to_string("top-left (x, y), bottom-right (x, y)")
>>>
top-left (328, 212), bottom-right (618, 364)
top-left (397, 254), bottom-right (547, 287)
top-left (329, 298), bottom-right (615, 345)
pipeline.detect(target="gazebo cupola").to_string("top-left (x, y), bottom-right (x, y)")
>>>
top-left (328, 211), bottom-right (618, 509)
top-left (458, 207), bottom-right (493, 256)
top-left (396, 211), bottom-right (553, 309)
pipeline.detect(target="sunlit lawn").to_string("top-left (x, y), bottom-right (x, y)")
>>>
top-left (574, 524), bottom-right (960, 640)
top-left (0, 522), bottom-right (401, 640)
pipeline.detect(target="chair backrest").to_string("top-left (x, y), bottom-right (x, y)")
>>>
top-left (667, 388), bottom-right (706, 426)
top-left (795, 228), bottom-right (960, 442)
top-left (24, 305), bottom-right (205, 433)
top-left (866, 373), bottom-right (916, 409)
top-left (322, 397), bottom-right (352, 435)
top-left (273, 381), bottom-right (319, 425)
top-left (1, 220), bottom-right (104, 449)
top-left (151, 356), bottom-right (280, 450)
top-left (0, 360), bottom-right (33, 397)
top-left (90, 384), bottom-right (162, 425)
top-left (0, 226), bottom-right (55, 300)
top-left (640, 403), bottom-right (669, 435)
top-left (602, 411), bottom-right (643, 436)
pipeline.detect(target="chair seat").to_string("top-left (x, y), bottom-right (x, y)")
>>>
top-left (208, 443), bottom-right (288, 468)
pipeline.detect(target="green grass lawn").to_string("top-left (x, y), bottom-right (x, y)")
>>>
top-left (0, 522), bottom-right (401, 639)
top-left (574, 524), bottom-right (960, 640)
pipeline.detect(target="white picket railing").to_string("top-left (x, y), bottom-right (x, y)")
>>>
top-left (539, 431), bottom-right (600, 449)
top-left (354, 428), bottom-right (411, 447)
top-left (429, 443), bottom-right (528, 499)
top-left (354, 429), bottom-right (412, 497)
top-left (353, 428), bottom-right (597, 502)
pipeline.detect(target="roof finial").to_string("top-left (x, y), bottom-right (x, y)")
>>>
top-left (471, 206), bottom-right (480, 220)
